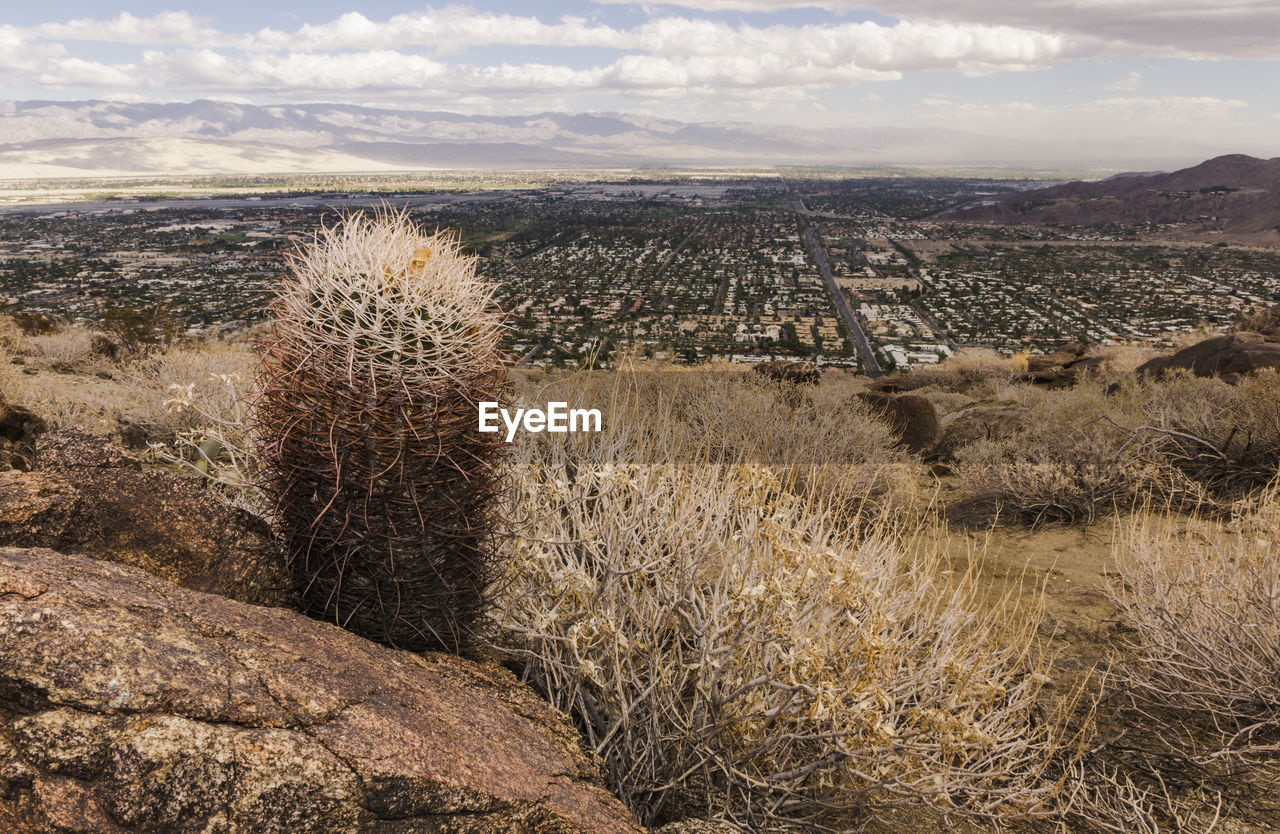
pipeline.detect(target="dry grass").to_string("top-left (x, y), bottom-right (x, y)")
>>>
top-left (879, 348), bottom-right (1022, 400)
top-left (511, 363), bottom-right (922, 521)
top-left (0, 322), bottom-right (259, 505)
top-left (1111, 487), bottom-right (1280, 762)
top-left (20, 326), bottom-right (100, 368)
top-left (0, 334), bottom-right (254, 439)
top-left (493, 370), bottom-right (1076, 831)
top-left (951, 372), bottom-right (1280, 526)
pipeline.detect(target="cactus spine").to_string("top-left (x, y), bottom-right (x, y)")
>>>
top-left (256, 210), bottom-right (506, 653)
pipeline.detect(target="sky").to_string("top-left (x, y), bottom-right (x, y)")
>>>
top-left (1, 1), bottom-right (1278, 150)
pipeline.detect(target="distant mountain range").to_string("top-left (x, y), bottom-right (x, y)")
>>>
top-left (944, 154), bottom-right (1280, 245)
top-left (0, 99), bottom-right (1239, 178)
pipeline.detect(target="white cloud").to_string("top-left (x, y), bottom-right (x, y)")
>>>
top-left (3, 10), bottom-right (1077, 102)
top-left (39, 57), bottom-right (139, 88)
top-left (1085, 96), bottom-right (1248, 116)
top-left (9, 10), bottom-right (1070, 71)
top-left (920, 96), bottom-right (1038, 116)
top-left (26, 48), bottom-right (898, 97)
top-left (593, 0), bottom-right (1280, 59)
top-left (36, 12), bottom-right (215, 45)
top-left (1105, 70), bottom-right (1142, 92)
top-left (3, 5), bottom-right (1272, 136)
top-left (0, 26), bottom-right (66, 73)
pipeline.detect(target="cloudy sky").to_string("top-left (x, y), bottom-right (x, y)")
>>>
top-left (2, 1), bottom-right (1278, 149)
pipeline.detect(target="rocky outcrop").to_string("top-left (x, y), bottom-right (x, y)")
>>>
top-left (0, 399), bottom-right (45, 473)
top-left (752, 361), bottom-right (821, 386)
top-left (934, 405), bottom-right (1031, 461)
top-left (1136, 331), bottom-right (1280, 382)
top-left (0, 547), bottom-right (644, 834)
top-left (1238, 303), bottom-right (1280, 339)
top-left (0, 430), bottom-right (290, 608)
top-left (854, 392), bottom-right (939, 454)
top-left (1020, 343), bottom-right (1107, 387)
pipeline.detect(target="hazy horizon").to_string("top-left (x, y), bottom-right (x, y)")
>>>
top-left (0, 2), bottom-right (1277, 173)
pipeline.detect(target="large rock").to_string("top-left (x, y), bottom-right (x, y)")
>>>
top-left (1136, 332), bottom-right (1280, 381)
top-left (854, 392), bottom-right (939, 454)
top-left (934, 406), bottom-right (1031, 461)
top-left (1021, 345), bottom-right (1106, 388)
top-left (0, 430), bottom-right (290, 608)
top-left (0, 398), bottom-right (45, 473)
top-left (0, 547), bottom-right (643, 834)
top-left (1237, 303), bottom-right (1280, 339)
top-left (1024, 351), bottom-right (1082, 374)
top-left (752, 360), bottom-right (821, 386)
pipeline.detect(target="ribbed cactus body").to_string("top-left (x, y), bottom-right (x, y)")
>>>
top-left (256, 212), bottom-right (506, 653)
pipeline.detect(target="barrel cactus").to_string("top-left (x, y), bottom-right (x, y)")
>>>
top-left (256, 211), bottom-right (507, 653)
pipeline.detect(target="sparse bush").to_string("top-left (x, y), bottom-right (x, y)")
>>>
top-left (100, 302), bottom-right (180, 354)
top-left (0, 332), bottom-right (255, 445)
top-left (0, 316), bottom-right (23, 359)
top-left (951, 371), bottom-right (1280, 526)
top-left (1062, 756), bottom-right (1227, 834)
top-left (144, 345), bottom-right (261, 511)
top-left (21, 325), bottom-right (99, 369)
top-left (255, 211), bottom-right (507, 653)
top-left (1134, 371), bottom-right (1280, 500)
top-left (513, 364), bottom-right (921, 522)
top-left (952, 381), bottom-right (1171, 525)
top-left (888, 348), bottom-right (1022, 399)
top-left (496, 408), bottom-right (1071, 830)
top-left (1111, 487), bottom-right (1280, 762)
top-left (125, 340), bottom-right (256, 441)
top-left (6, 310), bottom-right (56, 336)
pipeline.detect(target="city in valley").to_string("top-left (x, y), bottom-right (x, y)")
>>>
top-left (2, 171), bottom-right (1277, 374)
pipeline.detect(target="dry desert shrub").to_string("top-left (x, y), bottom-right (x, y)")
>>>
top-left (512, 363), bottom-right (923, 522)
top-left (20, 325), bottom-right (99, 368)
top-left (951, 371), bottom-right (1280, 526)
top-left (1056, 489), bottom-right (1280, 833)
top-left (1130, 370), bottom-right (1280, 500)
top-left (0, 335), bottom-right (253, 438)
top-left (0, 315), bottom-right (24, 360)
top-left (951, 381), bottom-right (1170, 525)
top-left (124, 339), bottom-right (256, 438)
top-left (880, 348), bottom-right (1021, 399)
top-left (1092, 343), bottom-right (1161, 376)
top-left (138, 340), bottom-right (261, 505)
top-left (1061, 757), bottom-right (1226, 834)
top-left (0, 323), bottom-right (261, 506)
top-left (1110, 487), bottom-right (1280, 762)
top-left (495, 408), bottom-right (1074, 830)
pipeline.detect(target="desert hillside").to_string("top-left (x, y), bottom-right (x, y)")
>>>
top-left (1, 302), bottom-right (1279, 832)
top-left (946, 154), bottom-right (1280, 246)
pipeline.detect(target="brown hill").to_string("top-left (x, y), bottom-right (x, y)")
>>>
top-left (947, 154), bottom-right (1280, 245)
